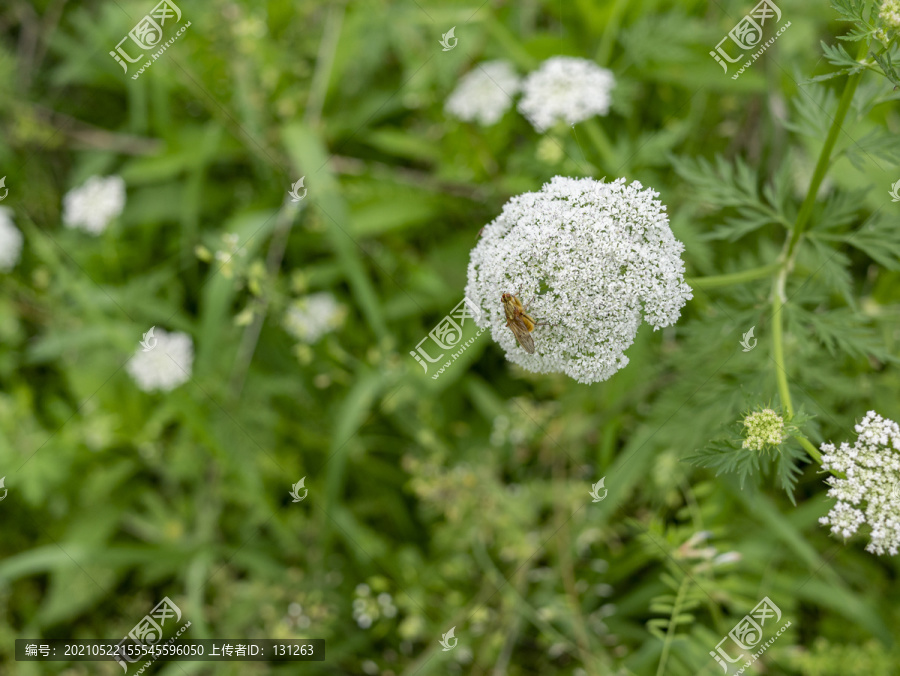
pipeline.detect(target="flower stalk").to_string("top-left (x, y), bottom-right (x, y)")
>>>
top-left (686, 263), bottom-right (781, 289)
top-left (771, 262), bottom-right (793, 418)
top-left (794, 435), bottom-right (822, 464)
top-left (785, 43), bottom-right (867, 258)
top-left (769, 42), bottom-right (867, 449)
top-left (583, 118), bottom-right (619, 172)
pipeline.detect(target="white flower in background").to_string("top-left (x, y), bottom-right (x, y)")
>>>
top-left (517, 56), bottom-right (615, 132)
top-left (126, 329), bottom-right (194, 392)
top-left (445, 60), bottom-right (522, 126)
top-left (62, 175), bottom-right (126, 235)
top-left (352, 584), bottom-right (396, 629)
top-left (465, 176), bottom-right (691, 384)
top-left (0, 207), bottom-right (23, 271)
top-left (284, 292), bottom-right (346, 344)
top-left (286, 602), bottom-right (312, 629)
top-left (880, 0), bottom-right (900, 30)
top-left (819, 411), bottom-right (900, 556)
top-left (741, 408), bottom-right (786, 450)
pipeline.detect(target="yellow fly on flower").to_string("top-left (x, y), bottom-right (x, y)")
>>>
top-left (501, 293), bottom-right (538, 354)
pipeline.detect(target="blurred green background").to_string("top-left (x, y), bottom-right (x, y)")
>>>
top-left (1, 0), bottom-right (900, 674)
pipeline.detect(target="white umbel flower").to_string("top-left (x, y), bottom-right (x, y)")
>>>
top-left (445, 60), bottom-right (521, 126)
top-left (466, 176), bottom-right (692, 384)
top-left (819, 411), bottom-right (900, 556)
top-left (517, 57), bottom-right (615, 132)
top-left (0, 207), bottom-right (23, 272)
top-left (284, 292), bottom-right (346, 344)
top-left (126, 329), bottom-right (193, 392)
top-left (62, 175), bottom-right (126, 235)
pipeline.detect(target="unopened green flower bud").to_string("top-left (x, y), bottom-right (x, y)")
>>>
top-left (741, 408), bottom-right (786, 451)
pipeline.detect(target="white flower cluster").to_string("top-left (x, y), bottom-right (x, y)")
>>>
top-left (352, 583), bottom-right (396, 629)
top-left (446, 56), bottom-right (615, 132)
top-left (465, 176), bottom-right (692, 384)
top-left (126, 329), bottom-right (194, 393)
top-left (62, 175), bottom-right (126, 235)
top-left (284, 292), bottom-right (346, 344)
top-left (0, 207), bottom-right (23, 271)
top-left (445, 60), bottom-right (522, 126)
top-left (819, 411), bottom-right (900, 556)
top-left (676, 531), bottom-right (742, 570)
top-left (741, 408), bottom-right (786, 451)
top-left (286, 602), bottom-right (312, 630)
top-left (518, 56), bottom-right (615, 132)
top-left (880, 0), bottom-right (900, 30)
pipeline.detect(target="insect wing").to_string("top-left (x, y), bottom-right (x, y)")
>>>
top-left (507, 316), bottom-right (535, 354)
top-left (501, 294), bottom-right (536, 354)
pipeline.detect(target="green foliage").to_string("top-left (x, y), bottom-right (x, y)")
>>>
top-left (786, 638), bottom-right (899, 676)
top-left (670, 154), bottom-right (793, 240)
top-left (811, 0), bottom-right (900, 85)
top-left (687, 411), bottom-right (812, 503)
top-left (1, 1), bottom-right (900, 675)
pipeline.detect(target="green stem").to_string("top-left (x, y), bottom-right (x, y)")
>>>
top-left (472, 540), bottom-right (575, 650)
top-left (656, 575), bottom-right (689, 676)
top-left (794, 434), bottom-right (846, 480)
top-left (794, 435), bottom-right (822, 464)
top-left (687, 263), bottom-right (781, 289)
top-left (554, 460), bottom-right (599, 676)
top-left (582, 118), bottom-right (618, 173)
top-left (786, 44), bottom-right (866, 258)
top-left (305, 3), bottom-right (345, 128)
top-left (771, 264), bottom-right (793, 418)
top-left (485, 17), bottom-right (537, 70)
top-left (596, 0), bottom-right (629, 67)
top-left (771, 43), bottom-right (866, 419)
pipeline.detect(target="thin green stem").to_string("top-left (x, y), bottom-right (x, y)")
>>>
top-left (687, 263), bottom-right (781, 289)
top-left (794, 435), bottom-right (845, 479)
top-left (656, 575), bottom-right (689, 676)
top-left (596, 0), bottom-right (629, 67)
top-left (228, 200), bottom-right (301, 399)
top-left (786, 43), bottom-right (867, 258)
top-left (485, 17), bottom-right (538, 70)
top-left (582, 118), bottom-right (618, 173)
top-left (771, 264), bottom-right (793, 418)
top-left (771, 43), bottom-right (867, 420)
top-left (472, 540), bottom-right (575, 650)
top-left (554, 460), bottom-right (600, 676)
top-left (305, 3), bottom-right (345, 128)
top-left (794, 435), bottom-right (822, 464)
